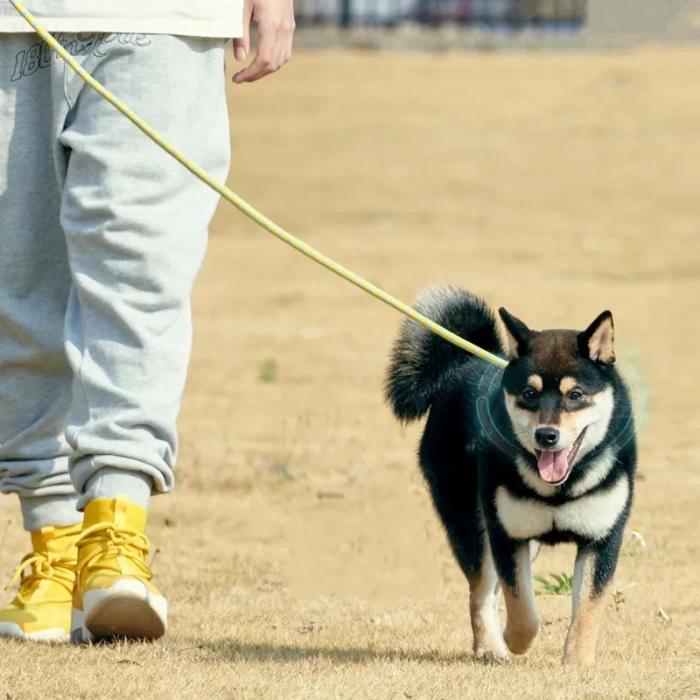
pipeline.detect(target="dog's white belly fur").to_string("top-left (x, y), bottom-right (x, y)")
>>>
top-left (495, 475), bottom-right (629, 541)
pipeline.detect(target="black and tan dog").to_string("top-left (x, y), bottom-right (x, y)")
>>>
top-left (385, 285), bottom-right (637, 666)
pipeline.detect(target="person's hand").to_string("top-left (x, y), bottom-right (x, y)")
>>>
top-left (232, 0), bottom-right (295, 84)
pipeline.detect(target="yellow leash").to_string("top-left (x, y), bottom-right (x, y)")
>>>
top-left (7, 0), bottom-right (509, 371)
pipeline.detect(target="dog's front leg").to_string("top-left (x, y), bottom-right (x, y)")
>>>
top-left (562, 539), bottom-right (618, 666)
top-left (494, 541), bottom-right (540, 655)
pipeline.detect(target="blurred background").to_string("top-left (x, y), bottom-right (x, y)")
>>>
top-left (295, 0), bottom-right (585, 32)
top-left (290, 0), bottom-right (700, 44)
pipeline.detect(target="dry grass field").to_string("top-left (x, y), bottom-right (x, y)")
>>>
top-left (1, 45), bottom-right (700, 699)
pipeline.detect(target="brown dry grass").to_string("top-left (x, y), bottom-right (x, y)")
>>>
top-left (1, 45), bottom-right (700, 699)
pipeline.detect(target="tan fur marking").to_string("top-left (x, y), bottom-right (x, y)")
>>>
top-left (559, 376), bottom-right (578, 395)
top-left (556, 386), bottom-right (615, 455)
top-left (469, 575), bottom-right (508, 661)
top-left (494, 318), bottom-right (516, 362)
top-left (502, 326), bottom-right (519, 360)
top-left (503, 392), bottom-right (538, 455)
top-left (528, 375), bottom-right (543, 392)
top-left (562, 550), bottom-right (607, 666)
top-left (501, 546), bottom-right (540, 655)
top-left (468, 533), bottom-right (507, 661)
top-left (576, 387), bottom-right (615, 460)
top-left (557, 410), bottom-right (582, 437)
top-left (562, 589), bottom-right (608, 665)
top-left (588, 317), bottom-right (615, 364)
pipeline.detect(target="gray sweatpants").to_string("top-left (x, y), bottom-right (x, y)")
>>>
top-left (0, 32), bottom-right (231, 530)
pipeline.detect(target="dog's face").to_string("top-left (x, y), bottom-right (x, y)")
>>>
top-left (498, 308), bottom-right (617, 486)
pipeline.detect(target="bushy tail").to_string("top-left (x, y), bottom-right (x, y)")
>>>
top-left (384, 284), bottom-right (505, 422)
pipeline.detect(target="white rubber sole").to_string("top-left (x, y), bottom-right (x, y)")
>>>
top-left (0, 621), bottom-right (70, 643)
top-left (71, 579), bottom-right (167, 644)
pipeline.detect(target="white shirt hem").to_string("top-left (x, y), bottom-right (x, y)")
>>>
top-left (0, 17), bottom-right (242, 38)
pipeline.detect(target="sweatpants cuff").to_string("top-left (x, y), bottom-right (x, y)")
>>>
top-left (79, 467), bottom-right (153, 512)
top-left (20, 494), bottom-right (82, 531)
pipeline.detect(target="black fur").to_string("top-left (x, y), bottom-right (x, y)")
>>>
top-left (385, 285), bottom-right (638, 665)
top-left (385, 285), bottom-right (504, 423)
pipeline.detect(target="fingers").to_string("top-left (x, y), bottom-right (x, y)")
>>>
top-left (231, 38), bottom-right (247, 62)
top-left (232, 1), bottom-right (295, 84)
top-left (233, 0), bottom-right (253, 61)
top-left (233, 29), bottom-right (292, 84)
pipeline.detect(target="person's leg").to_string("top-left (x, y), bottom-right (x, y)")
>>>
top-left (0, 34), bottom-right (82, 642)
top-left (55, 33), bottom-right (231, 643)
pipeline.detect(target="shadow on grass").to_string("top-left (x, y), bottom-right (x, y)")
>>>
top-left (203, 639), bottom-right (480, 665)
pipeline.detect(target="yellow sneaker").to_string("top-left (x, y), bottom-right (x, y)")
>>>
top-left (70, 495), bottom-right (167, 644)
top-left (0, 522), bottom-right (81, 643)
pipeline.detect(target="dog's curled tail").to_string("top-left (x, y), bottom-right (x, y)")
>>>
top-left (384, 285), bottom-right (505, 422)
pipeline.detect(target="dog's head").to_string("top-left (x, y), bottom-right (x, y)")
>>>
top-left (498, 307), bottom-right (617, 486)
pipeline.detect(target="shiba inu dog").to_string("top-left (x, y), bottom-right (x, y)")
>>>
top-left (384, 285), bottom-right (637, 666)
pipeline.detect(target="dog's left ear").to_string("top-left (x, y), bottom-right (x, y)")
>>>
top-left (580, 310), bottom-right (615, 364)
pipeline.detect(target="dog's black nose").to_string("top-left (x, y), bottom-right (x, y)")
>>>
top-left (535, 427), bottom-right (560, 448)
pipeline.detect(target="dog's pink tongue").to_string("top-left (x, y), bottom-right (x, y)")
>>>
top-left (537, 449), bottom-right (569, 483)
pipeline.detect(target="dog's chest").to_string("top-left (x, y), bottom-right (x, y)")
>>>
top-left (494, 475), bottom-right (629, 541)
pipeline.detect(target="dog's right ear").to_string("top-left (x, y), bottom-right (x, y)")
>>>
top-left (498, 308), bottom-right (532, 359)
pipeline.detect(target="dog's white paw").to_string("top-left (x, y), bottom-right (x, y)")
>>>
top-left (476, 650), bottom-right (509, 665)
top-left (475, 645), bottom-right (509, 664)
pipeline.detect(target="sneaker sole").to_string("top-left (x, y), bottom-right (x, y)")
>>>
top-left (0, 622), bottom-right (69, 643)
top-left (71, 579), bottom-right (167, 644)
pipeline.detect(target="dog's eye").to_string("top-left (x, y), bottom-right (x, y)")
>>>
top-left (521, 387), bottom-right (538, 402)
top-left (568, 389), bottom-right (584, 401)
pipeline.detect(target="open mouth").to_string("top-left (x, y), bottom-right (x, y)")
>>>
top-left (534, 428), bottom-right (588, 485)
